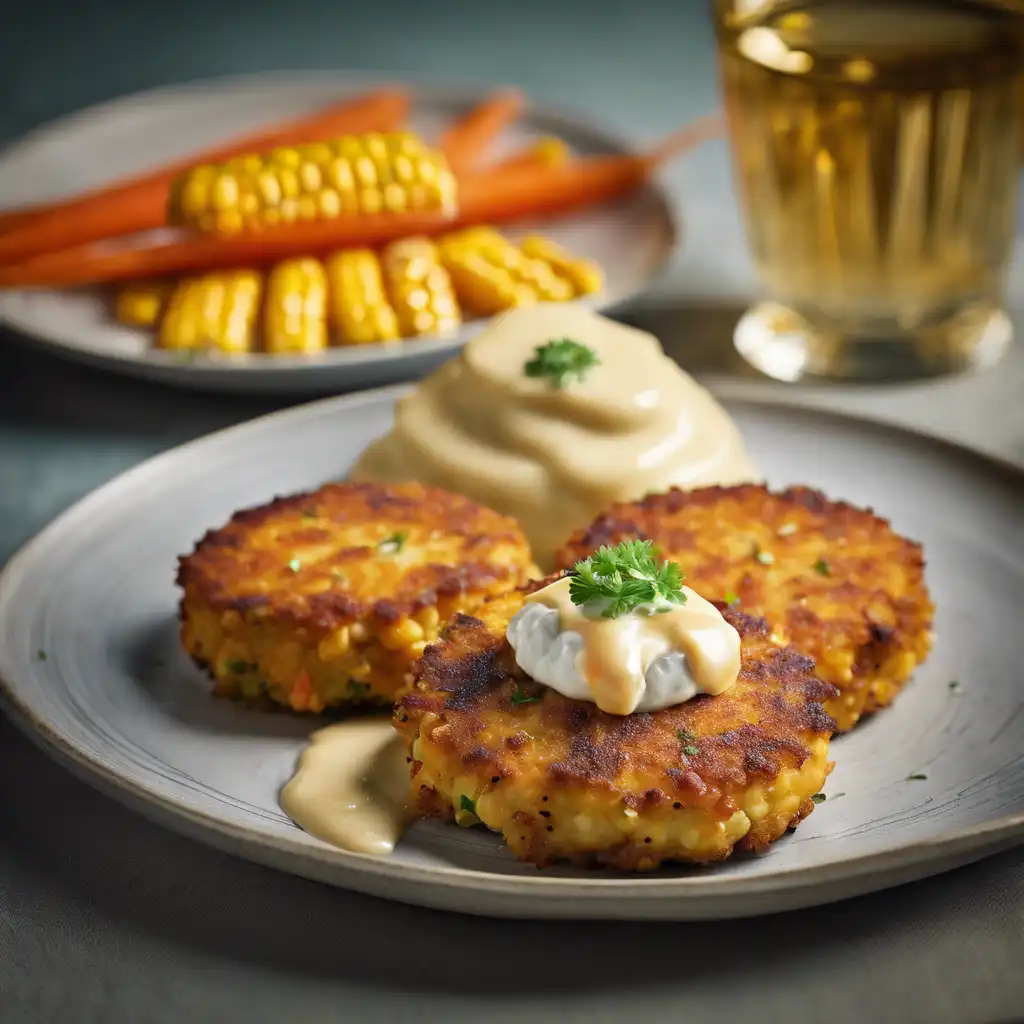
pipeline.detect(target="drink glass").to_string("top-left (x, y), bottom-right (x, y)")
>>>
top-left (712, 0), bottom-right (1024, 381)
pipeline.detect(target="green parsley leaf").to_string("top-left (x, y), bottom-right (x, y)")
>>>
top-left (227, 659), bottom-right (250, 674)
top-left (287, 558), bottom-right (302, 573)
top-left (378, 531), bottom-right (407, 554)
top-left (510, 687), bottom-right (542, 706)
top-left (569, 539), bottom-right (687, 619)
top-left (524, 338), bottom-right (600, 389)
top-left (906, 772), bottom-right (929, 781)
top-left (723, 590), bottom-right (740, 605)
top-left (683, 744), bottom-right (700, 757)
top-left (459, 794), bottom-right (477, 816)
top-left (948, 680), bottom-right (962, 694)
top-left (37, 649), bottom-right (47, 661)
top-left (677, 728), bottom-right (697, 743)
top-left (814, 558), bottom-right (831, 577)
top-left (811, 792), bottom-right (826, 804)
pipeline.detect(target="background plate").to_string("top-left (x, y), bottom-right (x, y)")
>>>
top-left (0, 72), bottom-right (676, 394)
top-left (0, 386), bottom-right (1022, 920)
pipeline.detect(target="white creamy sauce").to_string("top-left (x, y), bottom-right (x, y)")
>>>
top-left (350, 304), bottom-right (760, 569)
top-left (506, 576), bottom-right (741, 715)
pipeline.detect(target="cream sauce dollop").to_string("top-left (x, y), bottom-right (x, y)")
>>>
top-left (279, 717), bottom-right (410, 856)
top-left (506, 575), bottom-right (741, 715)
top-left (350, 304), bottom-right (759, 568)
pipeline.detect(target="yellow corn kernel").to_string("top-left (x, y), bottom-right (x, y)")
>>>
top-left (263, 258), bottom-right (328, 355)
top-left (380, 618), bottom-right (424, 651)
top-left (113, 279), bottom-right (173, 327)
top-left (158, 271), bottom-right (262, 353)
top-left (317, 626), bottom-right (351, 663)
top-left (380, 237), bottom-right (462, 338)
top-left (325, 250), bottom-right (401, 345)
top-left (518, 234), bottom-right (605, 296)
top-left (168, 132), bottom-right (457, 234)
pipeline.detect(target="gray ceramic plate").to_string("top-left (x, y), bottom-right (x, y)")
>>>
top-left (0, 72), bottom-right (676, 395)
top-left (0, 385), bottom-right (1021, 920)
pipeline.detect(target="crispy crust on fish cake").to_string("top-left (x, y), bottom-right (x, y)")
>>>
top-left (395, 585), bottom-right (837, 870)
top-left (178, 481), bottom-right (537, 710)
top-left (556, 485), bottom-right (933, 732)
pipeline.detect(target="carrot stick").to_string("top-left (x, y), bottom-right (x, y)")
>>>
top-left (0, 89), bottom-right (409, 266)
top-left (439, 88), bottom-right (526, 173)
top-left (0, 115), bottom-right (723, 289)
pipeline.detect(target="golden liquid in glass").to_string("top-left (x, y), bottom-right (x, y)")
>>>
top-left (714, 0), bottom-right (1024, 376)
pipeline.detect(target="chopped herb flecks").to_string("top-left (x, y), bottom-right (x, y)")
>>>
top-left (510, 686), bottom-right (542, 706)
top-left (948, 680), bottom-right (962, 694)
top-left (227, 659), bottom-right (250, 674)
top-left (524, 338), bottom-right (600, 389)
top-left (811, 792), bottom-right (826, 804)
top-left (723, 590), bottom-right (740, 605)
top-left (459, 794), bottom-right (477, 816)
top-left (378, 531), bottom-right (407, 554)
top-left (907, 772), bottom-right (928, 781)
top-left (814, 558), bottom-right (831, 577)
top-left (287, 558), bottom-right (302, 573)
top-left (37, 649), bottom-right (47, 661)
top-left (683, 744), bottom-right (700, 757)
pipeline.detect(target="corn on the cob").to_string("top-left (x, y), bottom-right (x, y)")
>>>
top-left (326, 250), bottom-right (401, 345)
top-left (380, 237), bottom-right (461, 338)
top-left (158, 271), bottom-right (262, 353)
top-left (438, 227), bottom-right (573, 316)
top-left (169, 132), bottom-right (458, 235)
top-left (263, 258), bottom-right (329, 354)
top-left (113, 279), bottom-right (172, 327)
top-left (518, 234), bottom-right (604, 296)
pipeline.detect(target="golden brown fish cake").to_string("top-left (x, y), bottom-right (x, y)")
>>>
top-left (395, 585), bottom-right (838, 871)
top-left (177, 481), bottom-right (537, 711)
top-left (555, 484), bottom-right (934, 732)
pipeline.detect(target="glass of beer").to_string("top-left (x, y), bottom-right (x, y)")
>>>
top-left (712, 0), bottom-right (1024, 381)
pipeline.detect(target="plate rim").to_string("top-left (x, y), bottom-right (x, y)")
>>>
top-left (1, 382), bottom-right (1022, 912)
top-left (0, 69), bottom-right (679, 385)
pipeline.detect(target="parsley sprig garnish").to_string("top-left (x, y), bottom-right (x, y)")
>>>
top-left (524, 338), bottom-right (600, 388)
top-left (568, 539), bottom-right (687, 618)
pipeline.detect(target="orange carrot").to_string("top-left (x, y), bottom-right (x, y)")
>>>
top-left (0, 89), bottom-right (409, 266)
top-left (0, 115), bottom-right (723, 289)
top-left (439, 88), bottom-right (526, 173)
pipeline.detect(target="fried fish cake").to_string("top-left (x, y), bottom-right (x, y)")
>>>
top-left (556, 485), bottom-right (934, 732)
top-left (395, 586), bottom-right (837, 871)
top-left (177, 481), bottom-right (537, 711)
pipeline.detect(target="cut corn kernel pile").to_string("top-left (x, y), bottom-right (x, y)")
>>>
top-left (121, 227), bottom-right (603, 356)
top-left (168, 132), bottom-right (458, 234)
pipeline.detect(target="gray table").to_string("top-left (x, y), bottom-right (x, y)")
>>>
top-left (1, 4), bottom-right (1022, 1022)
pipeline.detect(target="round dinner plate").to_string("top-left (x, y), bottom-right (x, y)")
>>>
top-left (0, 72), bottom-right (676, 394)
top-left (0, 386), bottom-right (1022, 921)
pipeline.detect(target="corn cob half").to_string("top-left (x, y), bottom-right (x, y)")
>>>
top-left (169, 132), bottom-right (458, 235)
top-left (113, 279), bottom-right (173, 327)
top-left (158, 271), bottom-right (262, 353)
top-left (438, 227), bottom-right (574, 316)
top-left (264, 258), bottom-right (329, 354)
top-left (518, 234), bottom-right (604, 296)
top-left (326, 250), bottom-right (401, 345)
top-left (380, 237), bottom-right (461, 338)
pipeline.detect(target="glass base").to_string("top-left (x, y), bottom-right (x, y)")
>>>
top-left (734, 301), bottom-right (1013, 382)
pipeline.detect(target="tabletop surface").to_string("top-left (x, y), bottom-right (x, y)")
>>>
top-left (1, 3), bottom-right (1022, 1022)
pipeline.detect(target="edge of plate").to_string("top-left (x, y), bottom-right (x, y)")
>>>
top-left (1, 384), bottom-right (1022, 918)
